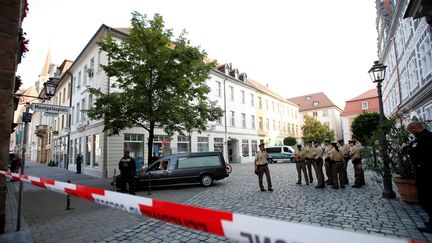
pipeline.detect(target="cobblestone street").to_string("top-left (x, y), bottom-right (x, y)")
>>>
top-left (103, 162), bottom-right (432, 243)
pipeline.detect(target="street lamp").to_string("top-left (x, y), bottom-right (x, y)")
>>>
top-left (368, 61), bottom-right (396, 199)
top-left (14, 77), bottom-right (58, 231)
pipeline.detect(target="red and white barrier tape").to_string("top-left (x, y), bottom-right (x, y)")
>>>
top-left (0, 170), bottom-right (425, 243)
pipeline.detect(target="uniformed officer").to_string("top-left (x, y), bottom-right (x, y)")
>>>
top-left (304, 141), bottom-right (314, 183)
top-left (312, 141), bottom-right (325, 188)
top-left (329, 141), bottom-right (344, 189)
top-left (349, 140), bottom-right (365, 188)
top-left (255, 143), bottom-right (274, 192)
top-left (323, 139), bottom-right (333, 185)
top-left (119, 149), bottom-right (137, 194)
top-left (338, 139), bottom-right (350, 185)
top-left (294, 144), bottom-right (309, 185)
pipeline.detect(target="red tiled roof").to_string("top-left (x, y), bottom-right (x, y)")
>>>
top-left (287, 92), bottom-right (339, 112)
top-left (341, 89), bottom-right (379, 116)
top-left (346, 89), bottom-right (378, 102)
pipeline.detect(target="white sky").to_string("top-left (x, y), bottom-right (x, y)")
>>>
top-left (17, 0), bottom-right (379, 109)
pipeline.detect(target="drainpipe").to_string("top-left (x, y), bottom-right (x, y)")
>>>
top-left (65, 71), bottom-right (73, 170)
top-left (223, 76), bottom-right (228, 162)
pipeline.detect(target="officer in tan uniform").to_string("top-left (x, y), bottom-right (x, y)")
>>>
top-left (338, 139), bottom-right (350, 185)
top-left (329, 141), bottom-right (345, 189)
top-left (294, 144), bottom-right (309, 185)
top-left (349, 140), bottom-right (365, 188)
top-left (312, 141), bottom-right (325, 188)
top-left (304, 141), bottom-right (314, 183)
top-left (323, 140), bottom-right (333, 185)
top-left (255, 143), bottom-right (274, 192)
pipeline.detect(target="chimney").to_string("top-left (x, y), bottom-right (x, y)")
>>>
top-left (266, 83), bottom-right (269, 88)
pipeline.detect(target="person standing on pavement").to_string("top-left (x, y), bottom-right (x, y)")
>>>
top-left (349, 140), bottom-right (365, 188)
top-left (338, 139), bottom-right (350, 185)
top-left (255, 143), bottom-right (273, 192)
top-left (76, 154), bottom-right (83, 174)
top-left (402, 121), bottom-right (432, 233)
top-left (312, 141), bottom-right (325, 188)
top-left (329, 141), bottom-right (344, 189)
top-left (119, 149), bottom-right (136, 195)
top-left (294, 144), bottom-right (308, 185)
top-left (323, 140), bottom-right (333, 185)
top-left (304, 141), bottom-right (314, 184)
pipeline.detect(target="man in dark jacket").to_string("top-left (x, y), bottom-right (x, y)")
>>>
top-left (403, 121), bottom-right (432, 233)
top-left (118, 149), bottom-right (136, 195)
top-left (76, 154), bottom-right (83, 174)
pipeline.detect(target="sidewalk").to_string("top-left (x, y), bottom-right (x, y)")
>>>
top-left (0, 161), bottom-right (142, 243)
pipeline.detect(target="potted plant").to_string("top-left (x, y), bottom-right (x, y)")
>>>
top-left (374, 117), bottom-right (418, 203)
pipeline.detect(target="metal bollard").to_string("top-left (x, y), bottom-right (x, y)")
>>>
top-left (65, 179), bottom-right (72, 210)
top-left (147, 172), bottom-right (152, 195)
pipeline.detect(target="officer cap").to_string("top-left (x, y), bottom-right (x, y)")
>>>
top-left (331, 141), bottom-right (338, 144)
top-left (259, 143), bottom-right (265, 147)
top-left (337, 139), bottom-right (344, 143)
top-left (314, 140), bottom-right (321, 144)
top-left (324, 139), bottom-right (331, 143)
top-left (306, 140), bottom-right (313, 144)
top-left (296, 144), bottom-right (302, 147)
top-left (348, 140), bottom-right (356, 144)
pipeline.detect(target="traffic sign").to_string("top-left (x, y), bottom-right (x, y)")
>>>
top-left (31, 103), bottom-right (70, 114)
top-left (22, 112), bottom-right (32, 122)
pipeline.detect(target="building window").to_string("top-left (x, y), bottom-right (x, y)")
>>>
top-left (408, 55), bottom-right (419, 91)
top-left (83, 65), bottom-right (88, 84)
top-left (251, 140), bottom-right (258, 156)
top-left (241, 113), bottom-right (246, 128)
top-left (153, 135), bottom-right (170, 156)
top-left (90, 57), bottom-right (95, 78)
top-left (313, 111), bottom-right (318, 117)
top-left (424, 105), bottom-right (432, 121)
top-left (124, 133), bottom-right (144, 167)
top-left (242, 139), bottom-right (249, 157)
top-left (323, 109), bottom-right (329, 117)
top-left (71, 106), bottom-right (75, 125)
top-left (250, 94), bottom-right (254, 106)
top-left (272, 120), bottom-right (276, 130)
top-left (258, 96), bottom-right (262, 109)
top-left (306, 96), bottom-right (311, 100)
top-left (76, 102), bottom-right (80, 123)
top-left (216, 81), bottom-right (221, 97)
top-left (291, 124), bottom-right (295, 134)
top-left (266, 119), bottom-right (269, 130)
top-left (177, 135), bottom-right (190, 153)
top-left (81, 98), bottom-right (86, 121)
top-left (241, 90), bottom-right (245, 104)
top-left (214, 137), bottom-right (223, 154)
top-left (361, 101), bottom-right (369, 110)
top-left (85, 135), bottom-right (92, 166)
top-left (77, 71), bottom-right (82, 88)
top-left (313, 101), bottom-right (319, 107)
top-left (278, 121), bottom-right (281, 131)
top-left (217, 116), bottom-right (222, 125)
top-left (295, 125), bottom-right (298, 135)
top-left (97, 50), bottom-right (102, 71)
top-left (88, 94), bottom-right (93, 109)
top-left (230, 111), bottom-right (235, 127)
top-left (197, 137), bottom-right (209, 152)
top-left (251, 115), bottom-right (255, 129)
top-left (94, 134), bottom-right (100, 167)
top-left (272, 102), bottom-right (275, 112)
top-left (266, 99), bottom-right (269, 110)
top-left (259, 117), bottom-right (263, 129)
top-left (229, 86), bottom-right (234, 101)
top-left (419, 35), bottom-right (432, 78)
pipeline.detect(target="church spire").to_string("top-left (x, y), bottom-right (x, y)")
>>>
top-left (40, 48), bottom-right (52, 76)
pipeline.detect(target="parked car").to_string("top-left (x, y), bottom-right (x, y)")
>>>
top-left (115, 151), bottom-right (230, 190)
top-left (265, 146), bottom-right (294, 163)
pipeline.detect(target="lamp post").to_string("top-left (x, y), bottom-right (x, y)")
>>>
top-left (14, 77), bottom-right (57, 231)
top-left (368, 61), bottom-right (396, 199)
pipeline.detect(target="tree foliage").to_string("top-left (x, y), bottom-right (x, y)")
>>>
top-left (301, 115), bottom-right (335, 142)
top-left (87, 12), bottom-right (223, 163)
top-left (351, 112), bottom-right (380, 145)
top-left (283, 137), bottom-right (297, 146)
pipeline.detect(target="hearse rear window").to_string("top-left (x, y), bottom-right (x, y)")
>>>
top-left (265, 147), bottom-right (281, 153)
top-left (177, 155), bottom-right (220, 168)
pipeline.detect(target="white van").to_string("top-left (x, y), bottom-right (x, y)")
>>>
top-left (265, 146), bottom-right (295, 163)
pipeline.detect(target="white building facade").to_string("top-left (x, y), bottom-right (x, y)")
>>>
top-left (376, 0), bottom-right (432, 121)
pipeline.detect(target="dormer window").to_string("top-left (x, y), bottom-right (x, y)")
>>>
top-left (313, 101), bottom-right (319, 107)
top-left (306, 96), bottom-right (311, 100)
top-left (229, 69), bottom-right (239, 79)
top-left (239, 73), bottom-right (247, 82)
top-left (362, 101), bottom-right (369, 109)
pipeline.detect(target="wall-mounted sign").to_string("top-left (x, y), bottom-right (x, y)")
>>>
top-left (31, 104), bottom-right (70, 114)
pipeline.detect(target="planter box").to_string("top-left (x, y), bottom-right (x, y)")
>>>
top-left (394, 177), bottom-right (419, 204)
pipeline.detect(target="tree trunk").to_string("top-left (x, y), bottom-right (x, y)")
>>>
top-left (188, 131), bottom-right (192, 153)
top-left (147, 121), bottom-right (155, 166)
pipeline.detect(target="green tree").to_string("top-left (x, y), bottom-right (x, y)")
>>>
top-left (301, 115), bottom-right (335, 142)
top-left (283, 137), bottom-right (297, 146)
top-left (87, 12), bottom-right (222, 164)
top-left (351, 112), bottom-right (380, 145)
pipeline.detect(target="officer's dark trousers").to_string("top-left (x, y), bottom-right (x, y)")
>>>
top-left (313, 159), bottom-right (325, 187)
top-left (257, 164), bottom-right (272, 190)
top-left (342, 157), bottom-right (350, 185)
top-left (120, 175), bottom-right (136, 195)
top-left (416, 166), bottom-right (432, 224)
top-left (306, 159), bottom-right (314, 183)
top-left (352, 158), bottom-right (365, 186)
top-left (76, 163), bottom-right (81, 174)
top-left (324, 158), bottom-right (333, 183)
top-left (296, 160), bottom-right (308, 184)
